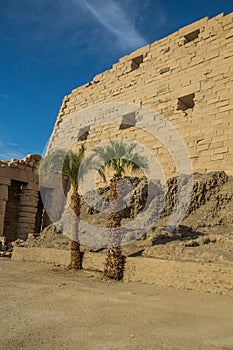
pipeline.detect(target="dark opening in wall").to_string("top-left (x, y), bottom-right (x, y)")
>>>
top-left (4, 180), bottom-right (24, 244)
top-left (39, 186), bottom-right (54, 231)
top-left (119, 112), bottom-right (136, 130)
top-left (34, 192), bottom-right (44, 234)
top-left (78, 126), bottom-right (90, 141)
top-left (184, 29), bottom-right (200, 43)
top-left (177, 94), bottom-right (195, 111)
top-left (131, 55), bottom-right (143, 71)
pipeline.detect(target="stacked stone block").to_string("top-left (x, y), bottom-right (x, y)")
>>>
top-left (17, 187), bottom-right (39, 240)
top-left (0, 155), bottom-right (41, 244)
top-left (51, 12), bottom-right (233, 178)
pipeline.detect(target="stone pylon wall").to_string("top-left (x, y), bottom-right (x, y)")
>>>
top-left (50, 12), bottom-right (233, 178)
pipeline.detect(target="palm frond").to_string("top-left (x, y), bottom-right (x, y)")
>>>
top-left (39, 147), bottom-right (86, 191)
top-left (90, 139), bottom-right (147, 178)
top-left (38, 149), bottom-right (67, 179)
top-left (63, 148), bottom-right (85, 191)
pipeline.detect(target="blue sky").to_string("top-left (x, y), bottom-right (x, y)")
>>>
top-left (0, 0), bottom-right (232, 160)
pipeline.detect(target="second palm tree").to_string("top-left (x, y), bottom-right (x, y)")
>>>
top-left (92, 140), bottom-right (147, 280)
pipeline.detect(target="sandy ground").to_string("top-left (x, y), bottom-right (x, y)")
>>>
top-left (1, 259), bottom-right (233, 350)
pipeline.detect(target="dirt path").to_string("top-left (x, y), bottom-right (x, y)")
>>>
top-left (1, 259), bottom-right (233, 350)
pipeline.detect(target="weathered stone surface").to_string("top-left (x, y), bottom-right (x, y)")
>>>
top-left (0, 184), bottom-right (8, 201)
top-left (0, 155), bottom-right (41, 243)
top-left (12, 247), bottom-right (70, 266)
top-left (11, 247), bottom-right (233, 296)
top-left (124, 256), bottom-right (233, 296)
top-left (51, 12), bottom-right (233, 178)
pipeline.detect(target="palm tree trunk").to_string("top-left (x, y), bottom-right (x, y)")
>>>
top-left (104, 173), bottom-right (124, 279)
top-left (69, 190), bottom-right (82, 269)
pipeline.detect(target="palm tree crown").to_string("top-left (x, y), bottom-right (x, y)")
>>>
top-left (39, 146), bottom-right (85, 189)
top-left (93, 139), bottom-right (147, 181)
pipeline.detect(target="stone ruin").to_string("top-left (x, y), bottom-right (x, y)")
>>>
top-left (0, 155), bottom-right (44, 251)
top-left (0, 12), bottom-right (233, 249)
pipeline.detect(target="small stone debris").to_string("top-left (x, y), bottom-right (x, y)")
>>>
top-left (0, 251), bottom-right (12, 258)
top-left (185, 241), bottom-right (200, 247)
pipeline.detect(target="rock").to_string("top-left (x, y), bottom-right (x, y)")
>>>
top-left (203, 238), bottom-right (211, 245)
top-left (185, 241), bottom-right (200, 247)
top-left (197, 236), bottom-right (217, 245)
top-left (0, 251), bottom-right (12, 258)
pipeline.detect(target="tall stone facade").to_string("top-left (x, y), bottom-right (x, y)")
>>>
top-left (51, 12), bottom-right (233, 178)
top-left (0, 155), bottom-right (42, 245)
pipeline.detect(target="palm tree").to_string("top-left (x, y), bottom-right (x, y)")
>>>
top-left (39, 146), bottom-right (85, 269)
top-left (92, 140), bottom-right (147, 280)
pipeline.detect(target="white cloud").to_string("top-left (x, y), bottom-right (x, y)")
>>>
top-left (0, 151), bottom-right (25, 161)
top-left (77, 0), bottom-right (148, 50)
top-left (0, 138), bottom-right (24, 161)
top-left (7, 142), bottom-right (18, 147)
top-left (0, 0), bottom-right (151, 65)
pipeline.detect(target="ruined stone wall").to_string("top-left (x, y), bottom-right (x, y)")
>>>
top-left (0, 155), bottom-right (41, 244)
top-left (51, 12), bottom-right (233, 178)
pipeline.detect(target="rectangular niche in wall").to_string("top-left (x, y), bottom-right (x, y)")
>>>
top-left (119, 112), bottom-right (136, 130)
top-left (184, 29), bottom-right (200, 43)
top-left (177, 93), bottom-right (195, 111)
top-left (131, 55), bottom-right (143, 71)
top-left (78, 126), bottom-right (90, 141)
